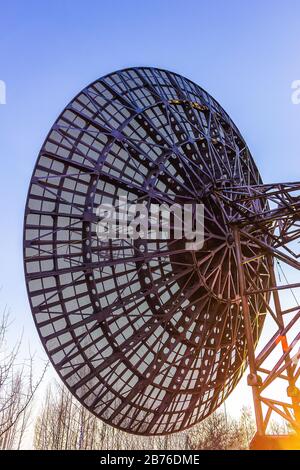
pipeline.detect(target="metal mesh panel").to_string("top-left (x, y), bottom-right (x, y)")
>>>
top-left (24, 67), bottom-right (269, 435)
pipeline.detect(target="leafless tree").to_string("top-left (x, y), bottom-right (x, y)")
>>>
top-left (34, 382), bottom-right (100, 450)
top-left (34, 380), bottom-right (259, 450)
top-left (34, 381), bottom-right (189, 450)
top-left (182, 406), bottom-right (255, 450)
top-left (0, 309), bottom-right (47, 449)
top-left (269, 419), bottom-right (290, 435)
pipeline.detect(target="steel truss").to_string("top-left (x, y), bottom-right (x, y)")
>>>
top-left (215, 182), bottom-right (300, 445)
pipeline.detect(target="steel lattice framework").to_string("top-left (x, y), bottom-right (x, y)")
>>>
top-left (23, 67), bottom-right (300, 439)
top-left (215, 182), bottom-right (300, 442)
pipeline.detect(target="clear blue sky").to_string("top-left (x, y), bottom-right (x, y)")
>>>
top-left (0, 0), bottom-right (300, 415)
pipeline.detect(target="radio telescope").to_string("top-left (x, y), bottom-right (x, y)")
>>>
top-left (24, 68), bottom-right (300, 443)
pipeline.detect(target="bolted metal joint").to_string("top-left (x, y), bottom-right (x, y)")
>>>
top-left (247, 373), bottom-right (262, 387)
top-left (287, 385), bottom-right (300, 401)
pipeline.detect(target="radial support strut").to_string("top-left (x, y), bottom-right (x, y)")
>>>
top-left (233, 226), bottom-right (265, 435)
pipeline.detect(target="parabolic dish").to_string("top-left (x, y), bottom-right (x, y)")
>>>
top-left (24, 67), bottom-right (270, 435)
